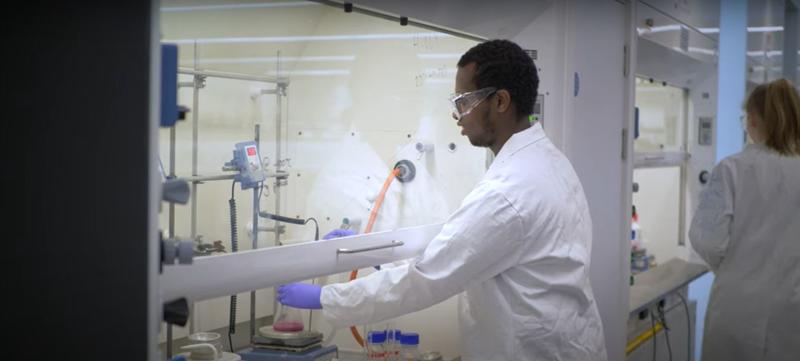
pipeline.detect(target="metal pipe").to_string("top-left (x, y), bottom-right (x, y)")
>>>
top-left (166, 325), bottom-right (173, 358)
top-left (250, 187), bottom-right (258, 337)
top-left (179, 68), bottom-right (288, 85)
top-left (250, 123), bottom-right (261, 338)
top-left (191, 74), bottom-right (200, 242)
top-left (337, 240), bottom-right (404, 254)
top-left (255, 123), bottom-right (261, 149)
top-left (274, 88), bottom-right (283, 248)
top-left (186, 174), bottom-right (236, 183)
top-left (308, 0), bottom-right (487, 42)
top-left (270, 53), bottom-right (285, 327)
top-left (166, 94), bottom-right (177, 361)
top-left (169, 128), bottom-right (176, 239)
top-left (178, 81), bottom-right (194, 88)
top-left (189, 44), bottom-right (200, 336)
top-left (178, 172), bottom-right (287, 183)
top-left (678, 89), bottom-right (690, 246)
top-left (783, 4), bottom-right (798, 83)
top-left (253, 227), bottom-right (282, 233)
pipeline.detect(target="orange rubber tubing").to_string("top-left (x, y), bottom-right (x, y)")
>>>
top-left (348, 167), bottom-right (400, 347)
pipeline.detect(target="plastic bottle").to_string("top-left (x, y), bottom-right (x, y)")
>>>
top-left (382, 323), bottom-right (396, 361)
top-left (630, 205), bottom-right (649, 274)
top-left (391, 329), bottom-right (402, 361)
top-left (400, 333), bottom-right (420, 361)
top-left (385, 329), bottom-right (396, 361)
top-left (367, 330), bottom-right (387, 361)
top-left (387, 329), bottom-right (403, 361)
top-left (631, 206), bottom-right (643, 251)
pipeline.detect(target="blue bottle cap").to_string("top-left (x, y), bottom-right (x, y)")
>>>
top-left (401, 333), bottom-right (419, 345)
top-left (369, 331), bottom-right (387, 343)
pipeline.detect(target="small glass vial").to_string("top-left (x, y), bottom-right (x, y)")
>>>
top-left (400, 333), bottom-right (420, 361)
top-left (367, 330), bottom-right (387, 361)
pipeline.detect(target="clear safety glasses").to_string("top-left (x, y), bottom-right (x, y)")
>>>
top-left (449, 87), bottom-right (497, 120)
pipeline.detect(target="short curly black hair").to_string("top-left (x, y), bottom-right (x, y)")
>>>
top-left (457, 39), bottom-right (539, 120)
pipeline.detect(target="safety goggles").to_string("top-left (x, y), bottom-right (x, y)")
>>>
top-left (740, 113), bottom-right (748, 131)
top-left (449, 87), bottom-right (497, 120)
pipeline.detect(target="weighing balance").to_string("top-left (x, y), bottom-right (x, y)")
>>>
top-left (236, 326), bottom-right (337, 361)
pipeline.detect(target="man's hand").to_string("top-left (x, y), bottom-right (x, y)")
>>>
top-left (277, 283), bottom-right (322, 309)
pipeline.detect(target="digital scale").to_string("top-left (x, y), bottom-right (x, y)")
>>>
top-left (237, 326), bottom-right (338, 361)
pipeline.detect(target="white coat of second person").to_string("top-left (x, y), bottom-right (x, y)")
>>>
top-left (689, 144), bottom-right (800, 361)
top-left (689, 78), bottom-right (800, 361)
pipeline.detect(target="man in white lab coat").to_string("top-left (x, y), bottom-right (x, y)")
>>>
top-left (278, 39), bottom-right (607, 360)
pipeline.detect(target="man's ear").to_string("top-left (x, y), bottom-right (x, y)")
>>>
top-left (495, 89), bottom-right (511, 114)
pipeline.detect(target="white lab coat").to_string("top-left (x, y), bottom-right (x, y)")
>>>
top-left (689, 144), bottom-right (800, 361)
top-left (321, 124), bottom-right (607, 360)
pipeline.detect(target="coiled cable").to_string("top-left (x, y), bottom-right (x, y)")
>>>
top-left (228, 181), bottom-right (239, 351)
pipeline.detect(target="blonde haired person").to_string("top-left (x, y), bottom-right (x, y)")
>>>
top-left (690, 78), bottom-right (800, 361)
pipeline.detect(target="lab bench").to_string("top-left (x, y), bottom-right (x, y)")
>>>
top-left (626, 258), bottom-right (708, 361)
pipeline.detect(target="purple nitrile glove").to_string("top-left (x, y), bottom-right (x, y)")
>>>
top-left (323, 229), bottom-right (357, 240)
top-left (277, 283), bottom-right (322, 309)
